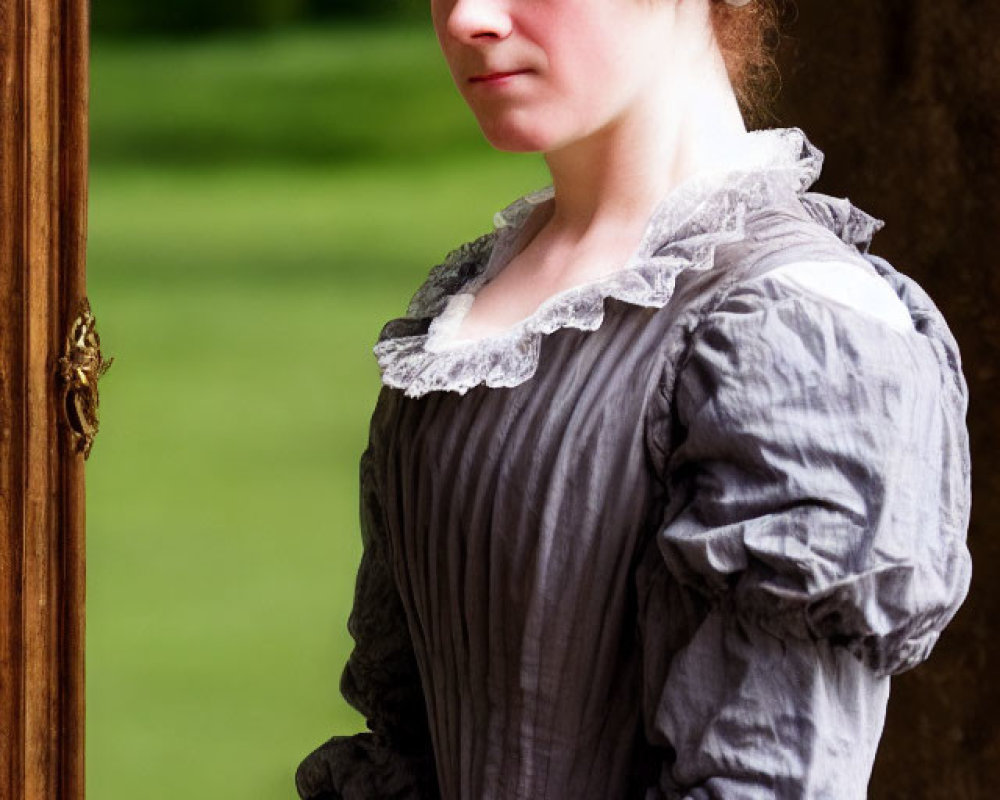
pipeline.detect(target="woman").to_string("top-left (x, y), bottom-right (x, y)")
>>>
top-left (296, 0), bottom-right (972, 797)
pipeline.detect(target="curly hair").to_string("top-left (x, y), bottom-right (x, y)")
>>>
top-left (709, 0), bottom-right (785, 127)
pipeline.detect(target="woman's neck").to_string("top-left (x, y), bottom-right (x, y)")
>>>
top-left (541, 21), bottom-right (749, 239)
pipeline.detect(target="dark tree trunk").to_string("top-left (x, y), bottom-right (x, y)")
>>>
top-left (774, 3), bottom-right (999, 797)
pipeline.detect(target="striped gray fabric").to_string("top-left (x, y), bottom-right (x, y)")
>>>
top-left (296, 128), bottom-right (971, 800)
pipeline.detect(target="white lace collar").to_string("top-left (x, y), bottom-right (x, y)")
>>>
top-left (373, 127), bottom-right (884, 398)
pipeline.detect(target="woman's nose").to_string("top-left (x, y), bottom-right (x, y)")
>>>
top-left (445, 0), bottom-right (513, 43)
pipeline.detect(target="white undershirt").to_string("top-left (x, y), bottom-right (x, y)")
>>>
top-left (766, 260), bottom-right (914, 334)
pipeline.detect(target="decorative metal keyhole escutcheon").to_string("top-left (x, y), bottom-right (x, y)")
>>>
top-left (58, 298), bottom-right (113, 459)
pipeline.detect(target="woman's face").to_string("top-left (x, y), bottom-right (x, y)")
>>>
top-left (430, 0), bottom-right (681, 153)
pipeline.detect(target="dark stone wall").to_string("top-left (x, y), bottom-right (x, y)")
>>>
top-left (771, 2), bottom-right (998, 797)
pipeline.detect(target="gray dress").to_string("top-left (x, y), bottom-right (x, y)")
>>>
top-left (295, 128), bottom-right (972, 800)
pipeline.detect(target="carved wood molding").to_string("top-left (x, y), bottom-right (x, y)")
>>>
top-left (0, 0), bottom-right (89, 798)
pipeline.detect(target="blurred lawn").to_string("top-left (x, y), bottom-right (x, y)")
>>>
top-left (86, 22), bottom-right (548, 800)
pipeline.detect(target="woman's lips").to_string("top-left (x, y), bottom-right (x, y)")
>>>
top-left (468, 69), bottom-right (531, 84)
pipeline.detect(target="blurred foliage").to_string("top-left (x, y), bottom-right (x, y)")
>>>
top-left (89, 24), bottom-right (477, 168)
top-left (306, 0), bottom-right (426, 22)
top-left (92, 0), bottom-right (427, 36)
top-left (86, 21), bottom-right (547, 799)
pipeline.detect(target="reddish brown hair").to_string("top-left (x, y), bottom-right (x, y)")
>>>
top-left (709, 0), bottom-right (784, 127)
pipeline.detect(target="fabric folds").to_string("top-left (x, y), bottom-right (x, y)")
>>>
top-left (296, 448), bottom-right (439, 800)
top-left (659, 263), bottom-right (971, 675)
top-left (641, 260), bottom-right (971, 797)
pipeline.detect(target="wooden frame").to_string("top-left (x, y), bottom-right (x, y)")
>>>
top-left (1, 0), bottom-right (92, 797)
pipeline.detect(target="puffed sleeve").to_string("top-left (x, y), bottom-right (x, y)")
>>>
top-left (295, 444), bottom-right (438, 799)
top-left (640, 264), bottom-right (972, 799)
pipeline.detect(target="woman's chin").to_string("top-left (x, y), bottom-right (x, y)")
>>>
top-left (475, 118), bottom-right (564, 154)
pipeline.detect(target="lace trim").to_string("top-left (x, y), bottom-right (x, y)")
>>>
top-left (373, 127), bottom-right (884, 398)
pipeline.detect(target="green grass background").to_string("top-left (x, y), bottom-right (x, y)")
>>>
top-left (86, 22), bottom-right (548, 799)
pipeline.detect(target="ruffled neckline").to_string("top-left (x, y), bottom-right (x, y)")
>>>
top-left (374, 127), bottom-right (884, 398)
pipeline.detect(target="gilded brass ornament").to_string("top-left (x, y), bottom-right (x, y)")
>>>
top-left (58, 298), bottom-right (112, 459)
